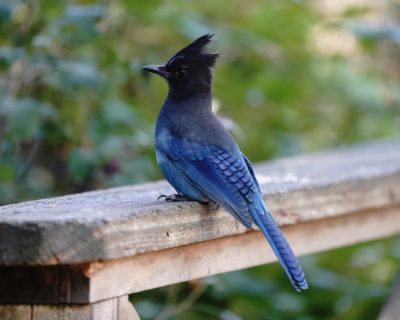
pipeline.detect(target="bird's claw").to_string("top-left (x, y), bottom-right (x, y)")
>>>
top-left (157, 194), bottom-right (191, 202)
top-left (157, 194), bottom-right (219, 209)
top-left (207, 202), bottom-right (220, 210)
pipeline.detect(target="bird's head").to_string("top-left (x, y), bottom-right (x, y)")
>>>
top-left (142, 34), bottom-right (220, 98)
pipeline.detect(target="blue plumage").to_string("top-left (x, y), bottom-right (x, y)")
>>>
top-left (143, 34), bottom-right (308, 291)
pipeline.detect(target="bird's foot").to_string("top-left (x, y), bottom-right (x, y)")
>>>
top-left (206, 201), bottom-right (220, 210)
top-left (157, 194), bottom-right (191, 202)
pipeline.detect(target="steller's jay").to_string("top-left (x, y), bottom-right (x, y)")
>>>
top-left (142, 34), bottom-right (308, 291)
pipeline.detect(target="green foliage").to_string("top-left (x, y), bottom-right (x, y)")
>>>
top-left (1, 0), bottom-right (399, 203)
top-left (0, 0), bottom-right (157, 201)
top-left (1, 0), bottom-right (399, 318)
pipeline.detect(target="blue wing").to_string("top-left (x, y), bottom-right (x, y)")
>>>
top-left (157, 136), bottom-right (308, 291)
top-left (157, 145), bottom-right (253, 228)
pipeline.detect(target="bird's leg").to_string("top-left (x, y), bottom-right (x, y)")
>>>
top-left (157, 193), bottom-right (192, 202)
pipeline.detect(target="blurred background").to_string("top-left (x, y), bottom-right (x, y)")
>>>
top-left (0, 0), bottom-right (400, 319)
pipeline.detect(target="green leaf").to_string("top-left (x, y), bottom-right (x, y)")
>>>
top-left (0, 162), bottom-right (14, 182)
top-left (68, 148), bottom-right (95, 184)
top-left (102, 98), bottom-right (138, 126)
top-left (44, 60), bottom-right (103, 90)
top-left (0, 97), bottom-right (56, 140)
top-left (0, 47), bottom-right (24, 65)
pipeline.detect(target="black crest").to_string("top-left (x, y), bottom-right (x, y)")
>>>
top-left (166, 34), bottom-right (220, 70)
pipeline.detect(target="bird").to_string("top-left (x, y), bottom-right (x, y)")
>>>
top-left (142, 34), bottom-right (308, 291)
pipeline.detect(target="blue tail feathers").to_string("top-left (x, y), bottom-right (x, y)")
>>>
top-left (250, 203), bottom-right (308, 292)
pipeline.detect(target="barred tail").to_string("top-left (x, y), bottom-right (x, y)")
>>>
top-left (250, 202), bottom-right (308, 292)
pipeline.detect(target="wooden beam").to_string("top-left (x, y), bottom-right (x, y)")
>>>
top-left (0, 139), bottom-right (399, 266)
top-left (1, 205), bottom-right (399, 304)
top-left (0, 296), bottom-right (139, 320)
top-left (66, 205), bottom-right (400, 302)
top-left (0, 264), bottom-right (89, 304)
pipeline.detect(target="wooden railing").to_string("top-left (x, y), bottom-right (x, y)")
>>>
top-left (1, 139), bottom-right (399, 319)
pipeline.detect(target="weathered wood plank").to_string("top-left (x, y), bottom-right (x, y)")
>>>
top-left (1, 205), bottom-right (399, 304)
top-left (86, 205), bottom-right (400, 301)
top-left (0, 139), bottom-right (399, 266)
top-left (0, 296), bottom-right (139, 320)
top-left (0, 264), bottom-right (89, 304)
top-left (0, 305), bottom-right (31, 320)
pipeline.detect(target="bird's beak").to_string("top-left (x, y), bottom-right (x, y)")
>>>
top-left (142, 64), bottom-right (170, 78)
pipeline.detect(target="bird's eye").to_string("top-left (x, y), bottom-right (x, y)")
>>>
top-left (176, 68), bottom-right (186, 76)
top-left (166, 55), bottom-right (187, 77)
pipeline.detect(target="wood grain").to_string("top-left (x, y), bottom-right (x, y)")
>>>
top-left (0, 296), bottom-right (139, 320)
top-left (0, 264), bottom-right (89, 304)
top-left (1, 205), bottom-right (399, 304)
top-left (87, 205), bottom-right (400, 301)
top-left (0, 305), bottom-right (31, 320)
top-left (0, 139), bottom-right (399, 266)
